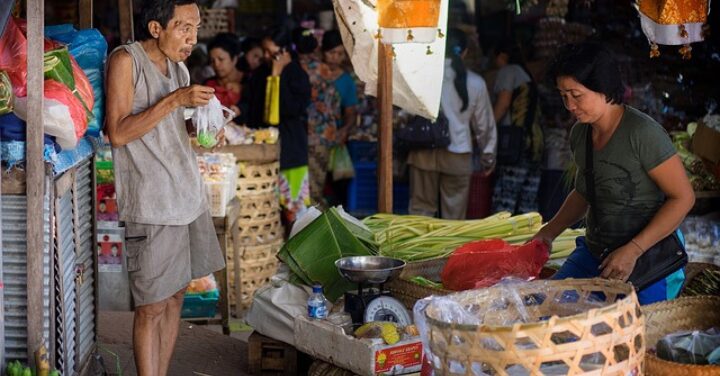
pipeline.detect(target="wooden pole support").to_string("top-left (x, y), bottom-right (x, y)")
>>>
top-left (377, 43), bottom-right (393, 213)
top-left (118, 0), bottom-right (134, 43)
top-left (26, 0), bottom-right (46, 363)
top-left (78, 0), bottom-right (93, 29)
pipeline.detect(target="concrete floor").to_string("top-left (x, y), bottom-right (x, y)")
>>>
top-left (98, 311), bottom-right (253, 376)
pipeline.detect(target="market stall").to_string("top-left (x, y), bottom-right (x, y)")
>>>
top-left (1, 1), bottom-right (105, 374)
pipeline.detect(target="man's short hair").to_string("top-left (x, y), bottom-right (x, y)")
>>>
top-left (137, 0), bottom-right (198, 41)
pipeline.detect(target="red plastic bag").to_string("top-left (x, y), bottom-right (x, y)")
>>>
top-left (70, 56), bottom-right (94, 120)
top-left (440, 239), bottom-right (549, 291)
top-left (44, 79), bottom-right (87, 141)
top-left (0, 18), bottom-right (27, 97)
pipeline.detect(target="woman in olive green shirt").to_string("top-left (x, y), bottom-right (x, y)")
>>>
top-left (533, 43), bottom-right (695, 305)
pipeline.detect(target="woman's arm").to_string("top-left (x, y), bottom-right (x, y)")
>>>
top-left (599, 155), bottom-right (695, 280)
top-left (493, 90), bottom-right (512, 123)
top-left (533, 190), bottom-right (589, 246)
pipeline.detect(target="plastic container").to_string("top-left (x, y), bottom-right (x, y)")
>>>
top-left (347, 141), bottom-right (377, 164)
top-left (346, 161), bottom-right (409, 216)
top-left (307, 284), bottom-right (328, 320)
top-left (181, 289), bottom-right (220, 318)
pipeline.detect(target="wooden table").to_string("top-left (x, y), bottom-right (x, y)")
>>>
top-left (184, 197), bottom-right (240, 335)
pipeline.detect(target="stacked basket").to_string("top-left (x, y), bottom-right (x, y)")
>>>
top-left (228, 161), bottom-right (284, 314)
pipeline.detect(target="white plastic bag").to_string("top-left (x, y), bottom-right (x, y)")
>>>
top-left (192, 95), bottom-right (233, 148)
top-left (14, 96), bottom-right (78, 149)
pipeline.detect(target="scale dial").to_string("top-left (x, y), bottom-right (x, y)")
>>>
top-left (363, 296), bottom-right (412, 326)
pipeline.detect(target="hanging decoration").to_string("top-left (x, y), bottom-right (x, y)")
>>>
top-left (377, 0), bottom-right (442, 44)
top-left (332, 0), bottom-right (449, 119)
top-left (635, 0), bottom-right (711, 59)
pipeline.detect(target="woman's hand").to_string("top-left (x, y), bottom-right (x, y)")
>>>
top-left (599, 243), bottom-right (643, 282)
top-left (271, 50), bottom-right (292, 76)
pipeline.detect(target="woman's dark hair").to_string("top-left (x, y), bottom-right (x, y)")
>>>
top-left (496, 40), bottom-right (534, 81)
top-left (321, 29), bottom-right (343, 52)
top-left (292, 27), bottom-right (318, 55)
top-left (137, 0), bottom-right (197, 41)
top-left (207, 33), bottom-right (239, 58)
top-left (549, 42), bottom-right (624, 104)
top-left (264, 27), bottom-right (293, 49)
top-left (446, 28), bottom-right (469, 112)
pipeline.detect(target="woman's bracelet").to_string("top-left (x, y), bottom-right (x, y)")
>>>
top-left (630, 239), bottom-right (644, 254)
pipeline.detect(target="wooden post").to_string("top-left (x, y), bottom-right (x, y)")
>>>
top-left (78, 0), bottom-right (93, 28)
top-left (377, 43), bottom-right (393, 213)
top-left (26, 0), bottom-right (46, 363)
top-left (118, 0), bottom-right (134, 43)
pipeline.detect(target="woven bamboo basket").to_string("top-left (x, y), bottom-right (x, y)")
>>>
top-left (198, 8), bottom-right (235, 40)
top-left (642, 296), bottom-right (720, 376)
top-left (228, 238), bottom-right (283, 313)
top-left (237, 211), bottom-right (283, 246)
top-left (680, 262), bottom-right (720, 296)
top-left (388, 258), bottom-right (451, 309)
top-left (421, 278), bottom-right (644, 376)
top-left (388, 257), bottom-right (558, 310)
top-left (236, 161), bottom-right (279, 197)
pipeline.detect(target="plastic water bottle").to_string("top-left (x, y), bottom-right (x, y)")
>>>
top-left (307, 283), bottom-right (328, 320)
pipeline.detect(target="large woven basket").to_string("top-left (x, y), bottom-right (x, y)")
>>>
top-left (642, 296), bottom-right (720, 376)
top-left (422, 278), bottom-right (644, 376)
top-left (236, 161), bottom-right (279, 197)
top-left (388, 257), bottom-right (558, 310)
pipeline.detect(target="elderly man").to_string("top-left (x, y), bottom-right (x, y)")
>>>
top-left (105, 1), bottom-right (225, 374)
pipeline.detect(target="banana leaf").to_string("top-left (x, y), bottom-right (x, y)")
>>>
top-left (278, 207), bottom-right (374, 302)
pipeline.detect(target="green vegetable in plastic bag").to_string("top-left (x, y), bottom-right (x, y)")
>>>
top-left (0, 71), bottom-right (13, 115)
top-left (329, 145), bottom-right (355, 181)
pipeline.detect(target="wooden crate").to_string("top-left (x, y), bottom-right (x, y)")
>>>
top-left (248, 332), bottom-right (297, 375)
top-left (236, 161), bottom-right (279, 197)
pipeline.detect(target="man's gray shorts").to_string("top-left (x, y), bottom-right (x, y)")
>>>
top-left (124, 211), bottom-right (225, 306)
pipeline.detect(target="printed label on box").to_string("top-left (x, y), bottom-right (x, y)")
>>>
top-left (98, 232), bottom-right (123, 273)
top-left (374, 342), bottom-right (423, 374)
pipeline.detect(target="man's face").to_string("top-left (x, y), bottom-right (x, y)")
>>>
top-left (153, 4), bottom-right (201, 62)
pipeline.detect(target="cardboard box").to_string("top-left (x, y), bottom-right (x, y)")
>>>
top-left (294, 316), bottom-right (423, 376)
top-left (692, 122), bottom-right (720, 164)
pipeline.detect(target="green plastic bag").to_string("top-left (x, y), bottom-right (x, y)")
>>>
top-left (329, 144), bottom-right (355, 181)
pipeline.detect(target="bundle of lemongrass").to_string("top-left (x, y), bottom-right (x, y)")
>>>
top-left (363, 212), bottom-right (583, 262)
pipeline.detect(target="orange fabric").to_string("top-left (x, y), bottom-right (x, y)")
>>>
top-left (638, 0), bottom-right (708, 25)
top-left (377, 0), bottom-right (441, 28)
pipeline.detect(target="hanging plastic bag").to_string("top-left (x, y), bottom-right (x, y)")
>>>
top-left (329, 144), bottom-right (355, 181)
top-left (440, 239), bottom-right (549, 291)
top-left (192, 95), bottom-right (233, 148)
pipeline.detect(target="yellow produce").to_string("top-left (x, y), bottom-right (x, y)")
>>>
top-left (354, 322), bottom-right (401, 345)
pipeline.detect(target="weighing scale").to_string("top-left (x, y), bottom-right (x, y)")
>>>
top-left (335, 256), bottom-right (412, 327)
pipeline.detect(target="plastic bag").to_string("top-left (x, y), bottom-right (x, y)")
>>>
top-left (192, 96), bottom-right (233, 148)
top-left (187, 274), bottom-right (218, 294)
top-left (329, 144), bottom-right (355, 181)
top-left (656, 328), bottom-right (720, 365)
top-left (0, 18), bottom-right (27, 97)
top-left (45, 26), bottom-right (107, 136)
top-left (440, 239), bottom-right (549, 291)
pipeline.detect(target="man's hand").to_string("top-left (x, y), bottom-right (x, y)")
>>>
top-left (337, 126), bottom-right (350, 145)
top-left (211, 128), bottom-right (227, 151)
top-left (230, 105), bottom-right (241, 117)
top-left (531, 227), bottom-right (555, 252)
top-left (271, 50), bottom-right (292, 76)
top-left (599, 243), bottom-right (642, 282)
top-left (173, 85), bottom-right (215, 108)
